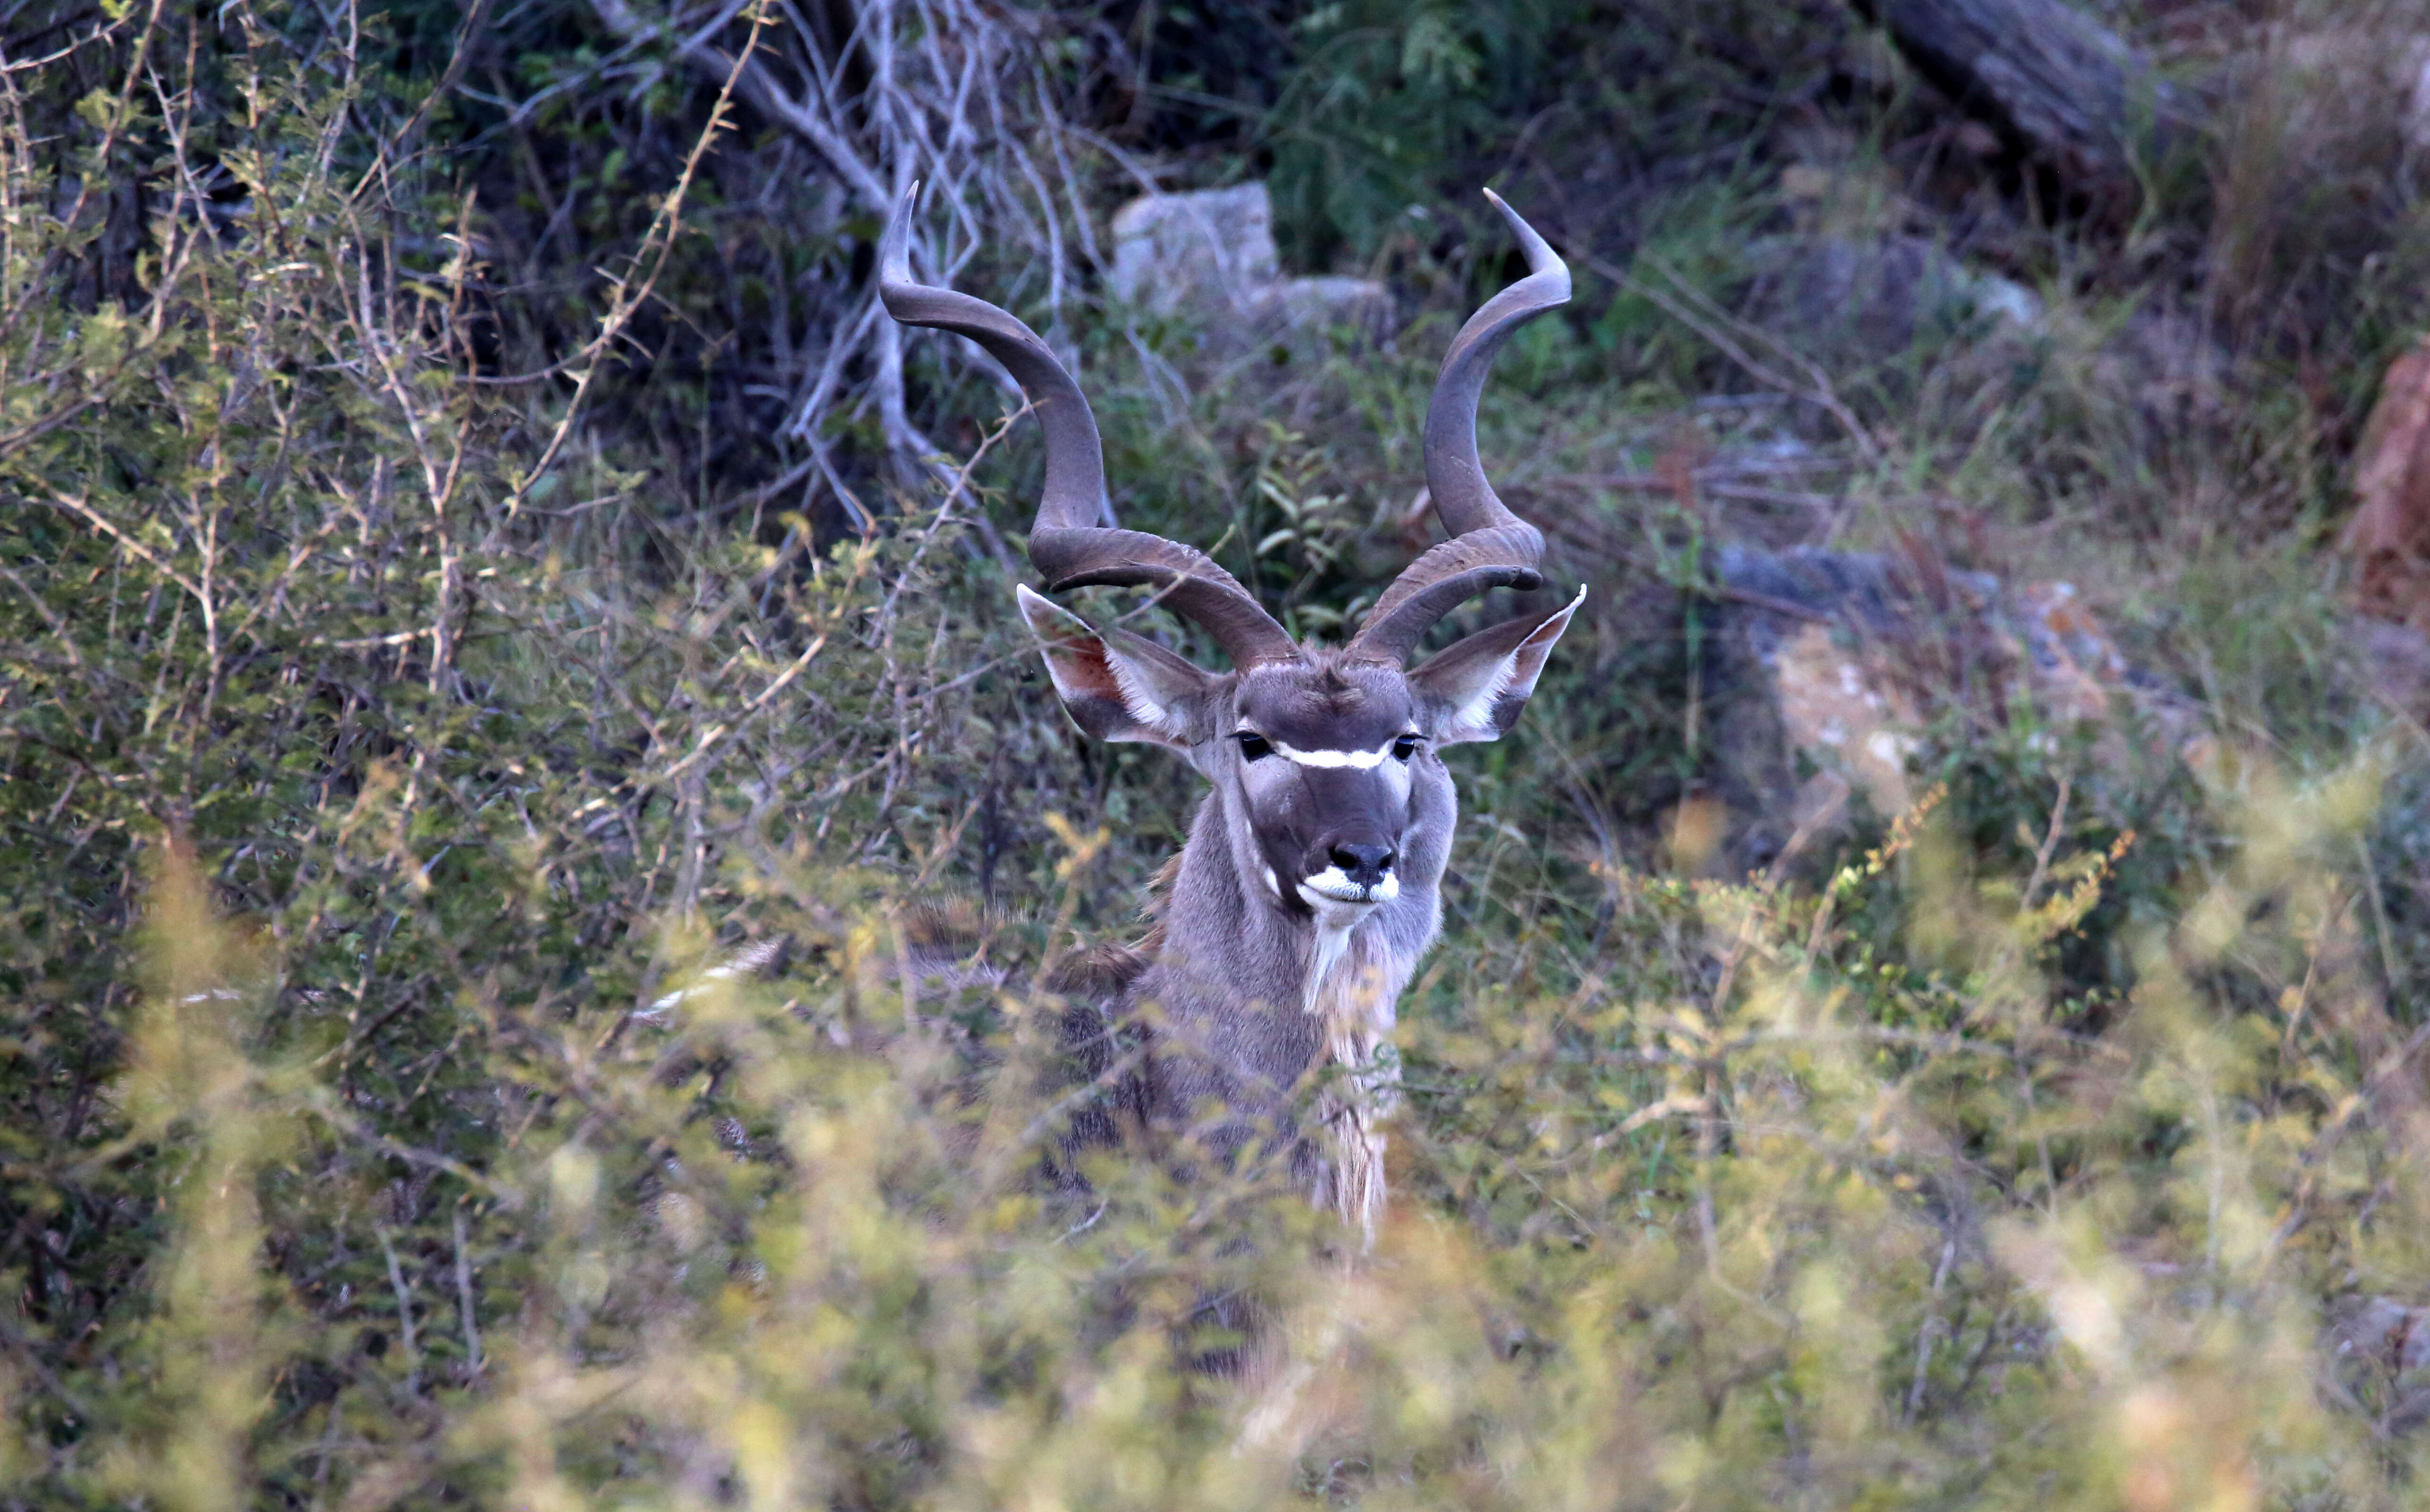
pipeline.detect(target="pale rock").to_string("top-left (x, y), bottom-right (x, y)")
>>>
top-left (1108, 184), bottom-right (1280, 320)
top-left (1699, 545), bottom-right (2191, 872)
top-left (1106, 182), bottom-right (1393, 362)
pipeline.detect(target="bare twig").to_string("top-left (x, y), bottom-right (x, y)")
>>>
top-left (505, 0), bottom-right (771, 519)
top-left (452, 1208), bottom-right (483, 1379)
top-left (2019, 772), bottom-right (2072, 909)
top-left (651, 632), bottom-right (832, 786)
top-left (375, 1224), bottom-right (422, 1396)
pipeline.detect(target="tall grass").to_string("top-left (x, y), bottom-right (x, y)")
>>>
top-left (35, 675), bottom-right (2430, 1506)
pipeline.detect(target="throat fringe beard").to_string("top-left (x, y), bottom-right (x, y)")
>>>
top-left (1303, 920), bottom-right (1410, 1249)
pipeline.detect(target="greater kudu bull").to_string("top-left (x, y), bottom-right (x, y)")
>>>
top-left (879, 185), bottom-right (1581, 1247)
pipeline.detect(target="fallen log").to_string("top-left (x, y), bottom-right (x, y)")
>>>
top-left (1852, 0), bottom-right (2198, 199)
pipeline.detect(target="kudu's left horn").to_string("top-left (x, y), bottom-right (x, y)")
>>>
top-left (1346, 189), bottom-right (1570, 664)
top-left (878, 183), bottom-right (1300, 668)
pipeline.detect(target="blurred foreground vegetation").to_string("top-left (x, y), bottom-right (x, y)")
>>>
top-left (10, 0), bottom-right (2430, 1506)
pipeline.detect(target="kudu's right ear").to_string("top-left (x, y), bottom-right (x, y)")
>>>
top-left (1015, 585), bottom-right (1211, 748)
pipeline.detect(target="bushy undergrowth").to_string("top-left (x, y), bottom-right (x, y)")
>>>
top-left (13, 0), bottom-right (2430, 1508)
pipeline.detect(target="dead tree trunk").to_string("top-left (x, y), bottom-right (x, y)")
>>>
top-left (1853, 0), bottom-right (2198, 200)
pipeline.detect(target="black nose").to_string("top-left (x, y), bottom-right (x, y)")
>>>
top-left (1329, 841), bottom-right (1395, 887)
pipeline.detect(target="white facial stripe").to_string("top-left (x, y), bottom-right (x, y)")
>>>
top-left (1271, 738), bottom-right (1397, 769)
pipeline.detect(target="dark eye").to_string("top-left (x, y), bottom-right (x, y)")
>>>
top-left (1391, 734), bottom-right (1419, 762)
top-left (1236, 732), bottom-right (1273, 761)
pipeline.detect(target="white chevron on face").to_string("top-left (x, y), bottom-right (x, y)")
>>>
top-left (1271, 738), bottom-right (1397, 769)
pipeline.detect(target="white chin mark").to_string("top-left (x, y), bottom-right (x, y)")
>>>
top-left (1295, 883), bottom-right (1359, 918)
top-left (1295, 867), bottom-right (1398, 910)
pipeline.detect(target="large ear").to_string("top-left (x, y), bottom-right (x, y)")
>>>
top-left (1408, 586), bottom-right (1585, 745)
top-left (1015, 584), bottom-right (1213, 748)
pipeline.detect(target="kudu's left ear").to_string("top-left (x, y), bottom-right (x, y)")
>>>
top-left (1016, 585), bottom-right (1212, 748)
top-left (1408, 586), bottom-right (1586, 745)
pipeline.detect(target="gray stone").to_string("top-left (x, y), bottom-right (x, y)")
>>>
top-left (1106, 183), bottom-right (1393, 361)
top-left (1108, 184), bottom-right (1280, 322)
top-left (1697, 545), bottom-right (2190, 872)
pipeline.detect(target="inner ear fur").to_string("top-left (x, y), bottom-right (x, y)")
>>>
top-left (1015, 585), bottom-right (1212, 747)
top-left (1408, 586), bottom-right (1584, 745)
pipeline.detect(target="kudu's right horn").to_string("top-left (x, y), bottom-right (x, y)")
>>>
top-left (878, 183), bottom-right (1300, 668)
top-left (1346, 189), bottom-right (1570, 665)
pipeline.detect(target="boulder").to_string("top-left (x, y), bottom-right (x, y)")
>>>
top-left (1106, 183), bottom-right (1393, 362)
top-left (1698, 545), bottom-right (2188, 870)
top-left (1108, 184), bottom-right (1280, 320)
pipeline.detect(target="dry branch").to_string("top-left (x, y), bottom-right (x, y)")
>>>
top-left (576, 0), bottom-right (1097, 502)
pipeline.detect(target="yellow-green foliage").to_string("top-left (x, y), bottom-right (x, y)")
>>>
top-left (48, 695), bottom-right (2430, 1510)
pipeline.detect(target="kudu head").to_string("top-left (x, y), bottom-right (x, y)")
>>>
top-left (880, 187), bottom-right (1582, 926)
